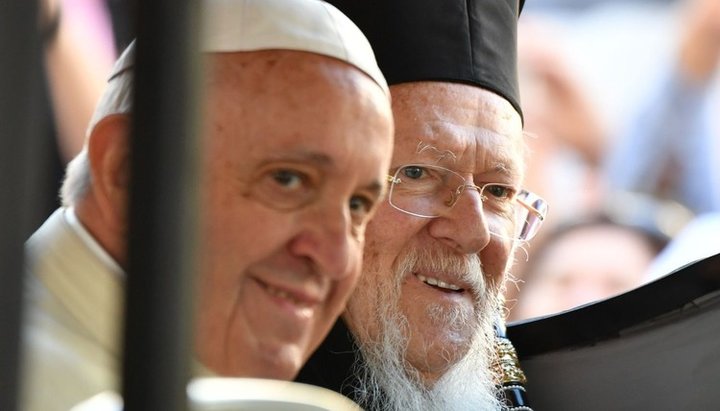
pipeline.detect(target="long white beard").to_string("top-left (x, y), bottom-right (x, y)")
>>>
top-left (348, 247), bottom-right (505, 411)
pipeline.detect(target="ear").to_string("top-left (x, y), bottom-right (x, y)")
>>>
top-left (86, 114), bottom-right (131, 233)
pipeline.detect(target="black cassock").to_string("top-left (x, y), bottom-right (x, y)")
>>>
top-left (295, 319), bottom-right (369, 404)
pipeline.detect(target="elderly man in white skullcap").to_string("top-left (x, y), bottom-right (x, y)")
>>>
top-left (20, 0), bottom-right (393, 409)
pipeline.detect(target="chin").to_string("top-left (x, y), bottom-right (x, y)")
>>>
top-left (204, 341), bottom-right (304, 381)
top-left (249, 342), bottom-right (305, 380)
top-left (409, 333), bottom-right (473, 378)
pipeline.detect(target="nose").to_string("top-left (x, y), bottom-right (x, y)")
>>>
top-left (287, 202), bottom-right (356, 281)
top-left (428, 186), bottom-right (491, 254)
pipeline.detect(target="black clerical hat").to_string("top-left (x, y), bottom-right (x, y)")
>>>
top-left (325, 0), bottom-right (524, 117)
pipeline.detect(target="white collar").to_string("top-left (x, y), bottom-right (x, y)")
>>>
top-left (64, 207), bottom-right (124, 277)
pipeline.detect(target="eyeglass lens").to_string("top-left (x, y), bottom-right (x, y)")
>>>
top-left (388, 164), bottom-right (547, 241)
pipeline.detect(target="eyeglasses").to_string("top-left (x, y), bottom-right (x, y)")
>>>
top-left (386, 164), bottom-right (548, 241)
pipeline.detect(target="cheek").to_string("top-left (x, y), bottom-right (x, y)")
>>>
top-left (197, 197), bottom-right (293, 313)
top-left (345, 232), bottom-right (394, 339)
top-left (361, 220), bottom-right (405, 296)
top-left (200, 178), bottom-right (287, 260)
top-left (328, 244), bottom-right (364, 307)
top-left (323, 263), bottom-right (360, 332)
top-left (480, 238), bottom-right (515, 283)
top-left (365, 205), bottom-right (423, 263)
top-left (309, 245), bottom-right (364, 353)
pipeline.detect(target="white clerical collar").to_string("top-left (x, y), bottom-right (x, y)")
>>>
top-left (64, 207), bottom-right (124, 277)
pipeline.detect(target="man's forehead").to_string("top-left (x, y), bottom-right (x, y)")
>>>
top-left (388, 82), bottom-right (523, 171)
top-left (391, 83), bottom-right (522, 134)
top-left (203, 51), bottom-right (389, 114)
top-left (395, 115), bottom-right (524, 158)
top-left (205, 50), bottom-right (309, 83)
top-left (206, 50), bottom-right (357, 79)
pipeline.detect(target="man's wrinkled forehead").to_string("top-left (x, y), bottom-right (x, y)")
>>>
top-left (390, 82), bottom-right (522, 133)
top-left (389, 85), bottom-right (524, 175)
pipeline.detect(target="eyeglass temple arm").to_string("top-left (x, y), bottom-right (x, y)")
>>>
top-left (516, 196), bottom-right (546, 221)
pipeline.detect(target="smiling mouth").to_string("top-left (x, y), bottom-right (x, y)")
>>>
top-left (415, 274), bottom-right (464, 293)
top-left (256, 279), bottom-right (319, 314)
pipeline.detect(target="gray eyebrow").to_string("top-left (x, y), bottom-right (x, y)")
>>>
top-left (493, 162), bottom-right (511, 175)
top-left (415, 141), bottom-right (457, 163)
top-left (411, 140), bottom-right (522, 181)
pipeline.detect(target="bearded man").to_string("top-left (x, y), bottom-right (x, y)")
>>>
top-left (296, 0), bottom-right (548, 410)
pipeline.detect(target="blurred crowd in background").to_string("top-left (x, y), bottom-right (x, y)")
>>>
top-left (39, 0), bottom-right (720, 322)
top-left (509, 0), bottom-right (720, 321)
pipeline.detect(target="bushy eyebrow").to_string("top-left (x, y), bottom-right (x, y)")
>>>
top-left (491, 161), bottom-right (521, 180)
top-left (415, 141), bottom-right (457, 163)
top-left (410, 140), bottom-right (522, 181)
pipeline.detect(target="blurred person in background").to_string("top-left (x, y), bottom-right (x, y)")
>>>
top-left (504, 16), bottom-right (610, 306)
top-left (510, 193), bottom-right (692, 321)
top-left (604, 0), bottom-right (720, 215)
top-left (598, 0), bottom-right (720, 292)
top-left (31, 0), bottom-right (122, 238)
top-left (508, 0), bottom-right (719, 313)
top-left (518, 17), bottom-right (608, 225)
top-left (40, 0), bottom-right (118, 161)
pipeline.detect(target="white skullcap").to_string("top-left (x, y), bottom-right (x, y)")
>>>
top-left (203, 0), bottom-right (387, 93)
top-left (88, 0), bottom-right (388, 136)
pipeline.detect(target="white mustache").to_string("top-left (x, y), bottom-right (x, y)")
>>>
top-left (395, 247), bottom-right (485, 296)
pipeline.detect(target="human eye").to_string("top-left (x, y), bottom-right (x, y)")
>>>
top-left (394, 165), bottom-right (449, 198)
top-left (349, 195), bottom-right (375, 219)
top-left (401, 165), bottom-right (426, 180)
top-left (272, 169), bottom-right (304, 190)
top-left (347, 194), bottom-right (378, 238)
top-left (399, 165), bottom-right (448, 186)
top-left (250, 165), bottom-right (317, 210)
top-left (484, 184), bottom-right (517, 200)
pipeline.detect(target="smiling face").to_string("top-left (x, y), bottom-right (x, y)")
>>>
top-left (344, 82), bottom-right (524, 386)
top-left (194, 50), bottom-right (393, 380)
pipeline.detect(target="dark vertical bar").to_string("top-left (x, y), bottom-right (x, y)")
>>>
top-left (0, 2), bottom-right (42, 411)
top-left (121, 0), bottom-right (201, 409)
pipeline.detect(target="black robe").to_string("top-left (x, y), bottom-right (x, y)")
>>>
top-left (295, 319), bottom-right (367, 403)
